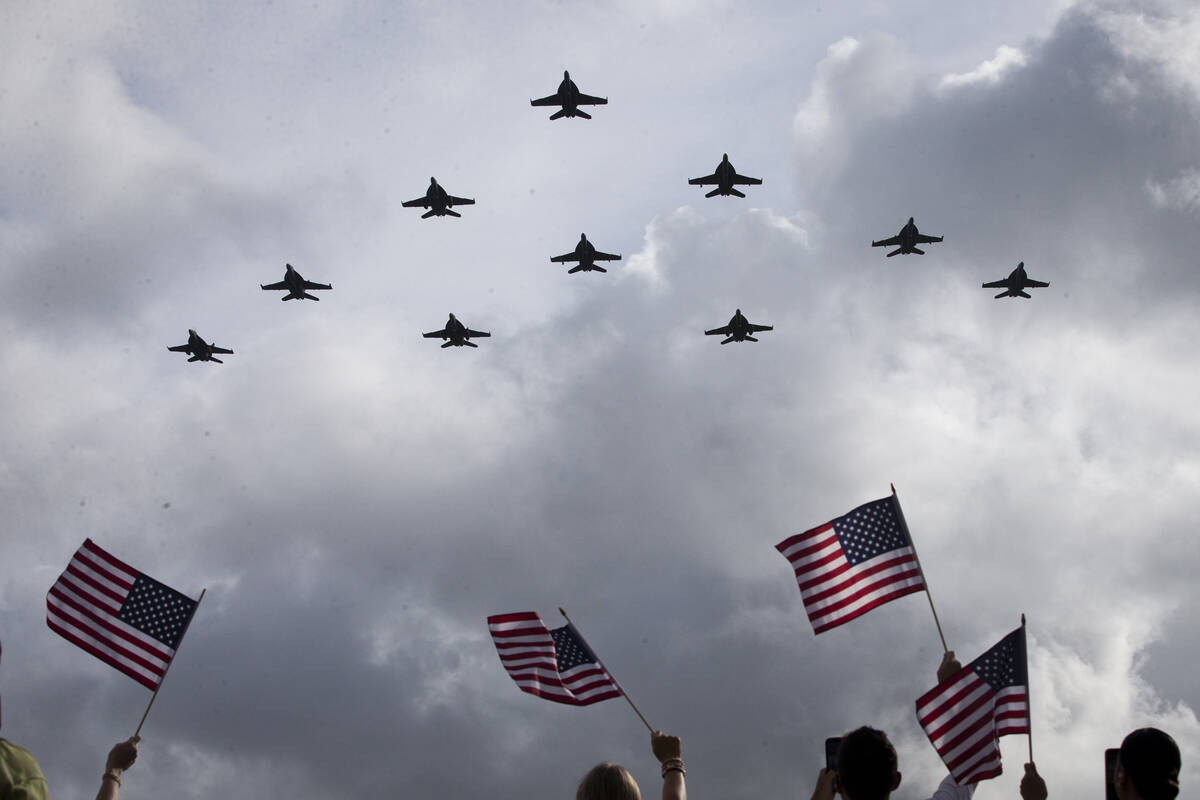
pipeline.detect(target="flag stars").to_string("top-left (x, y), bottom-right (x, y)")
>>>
top-left (833, 497), bottom-right (911, 566)
top-left (117, 575), bottom-right (198, 649)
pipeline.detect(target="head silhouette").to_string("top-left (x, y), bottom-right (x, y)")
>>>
top-left (1118, 728), bottom-right (1180, 800)
top-left (836, 727), bottom-right (901, 800)
top-left (576, 762), bottom-right (640, 800)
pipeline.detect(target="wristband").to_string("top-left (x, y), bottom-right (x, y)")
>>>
top-left (661, 758), bottom-right (685, 778)
top-left (102, 771), bottom-right (122, 786)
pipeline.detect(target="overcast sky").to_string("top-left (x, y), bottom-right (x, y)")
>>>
top-left (2, 0), bottom-right (1199, 798)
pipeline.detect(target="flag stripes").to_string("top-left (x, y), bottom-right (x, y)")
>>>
top-left (488, 611), bottom-right (621, 706)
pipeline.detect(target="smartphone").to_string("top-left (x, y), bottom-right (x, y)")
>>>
top-left (825, 737), bottom-right (842, 773)
top-left (1105, 748), bottom-right (1120, 800)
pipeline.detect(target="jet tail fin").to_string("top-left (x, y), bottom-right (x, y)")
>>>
top-left (574, 109), bottom-right (591, 119)
top-left (441, 341), bottom-right (454, 348)
top-left (721, 336), bottom-right (735, 344)
top-left (887, 248), bottom-right (902, 257)
top-left (705, 187), bottom-right (721, 198)
top-left (994, 290), bottom-right (1009, 299)
top-left (210, 356), bottom-right (223, 363)
top-left (421, 209), bottom-right (437, 219)
top-left (911, 247), bottom-right (925, 255)
top-left (444, 209), bottom-right (461, 218)
top-left (549, 108), bottom-right (568, 120)
top-left (464, 340), bottom-right (478, 347)
top-left (729, 188), bottom-right (746, 198)
top-left (745, 335), bottom-right (758, 342)
top-left (1017, 290), bottom-right (1032, 298)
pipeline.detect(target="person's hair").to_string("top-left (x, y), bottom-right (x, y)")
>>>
top-left (1120, 728), bottom-right (1181, 800)
top-left (836, 726), bottom-right (898, 800)
top-left (576, 762), bottom-right (641, 800)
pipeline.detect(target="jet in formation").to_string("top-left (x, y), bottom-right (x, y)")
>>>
top-left (168, 330), bottom-right (234, 363)
top-left (982, 262), bottom-right (1050, 298)
top-left (551, 234), bottom-right (622, 274)
top-left (871, 217), bottom-right (944, 256)
top-left (402, 178), bottom-right (475, 218)
top-left (705, 309), bottom-right (773, 344)
top-left (260, 264), bottom-right (332, 301)
top-left (423, 314), bottom-right (491, 348)
top-left (531, 70), bottom-right (608, 120)
top-left (688, 153), bottom-right (762, 198)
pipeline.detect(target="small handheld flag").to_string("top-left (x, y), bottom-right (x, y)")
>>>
top-left (776, 494), bottom-right (927, 634)
top-left (46, 539), bottom-right (200, 690)
top-left (488, 611), bottom-right (622, 706)
top-left (916, 625), bottom-right (1030, 784)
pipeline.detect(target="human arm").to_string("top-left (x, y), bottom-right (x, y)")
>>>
top-left (651, 731), bottom-right (685, 800)
top-left (1020, 763), bottom-right (1047, 800)
top-left (809, 768), bottom-right (837, 800)
top-left (94, 737), bottom-right (139, 800)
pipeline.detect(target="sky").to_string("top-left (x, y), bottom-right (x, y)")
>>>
top-left (1, 0), bottom-right (1199, 798)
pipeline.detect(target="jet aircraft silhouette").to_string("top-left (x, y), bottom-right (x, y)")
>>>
top-left (168, 329), bottom-right (234, 363)
top-left (871, 217), bottom-right (944, 256)
top-left (705, 309), bottom-right (773, 344)
top-left (260, 263), bottom-right (332, 301)
top-left (982, 262), bottom-right (1050, 298)
top-left (402, 177), bottom-right (475, 218)
top-left (551, 234), bottom-right (622, 274)
top-left (530, 70), bottom-right (608, 120)
top-left (688, 153), bottom-right (762, 198)
top-left (423, 314), bottom-right (491, 348)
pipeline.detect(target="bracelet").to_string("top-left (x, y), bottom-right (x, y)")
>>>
top-left (102, 771), bottom-right (122, 786)
top-left (661, 758), bottom-right (685, 778)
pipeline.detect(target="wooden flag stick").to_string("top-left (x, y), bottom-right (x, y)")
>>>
top-left (134, 587), bottom-right (206, 738)
top-left (891, 484), bottom-right (949, 654)
top-left (1023, 613), bottom-right (1033, 764)
top-left (559, 607), bottom-right (654, 734)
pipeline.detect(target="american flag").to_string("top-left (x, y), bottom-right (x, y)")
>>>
top-left (776, 495), bottom-right (927, 634)
top-left (488, 611), bottom-right (622, 706)
top-left (916, 626), bottom-right (1030, 784)
top-left (46, 539), bottom-right (199, 690)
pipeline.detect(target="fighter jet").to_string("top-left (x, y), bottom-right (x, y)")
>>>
top-left (168, 330), bottom-right (234, 363)
top-left (260, 263), bottom-right (332, 301)
top-left (423, 314), bottom-right (491, 348)
top-left (871, 217), bottom-right (944, 256)
top-left (551, 233), bottom-right (622, 274)
top-left (982, 262), bottom-right (1050, 298)
top-left (688, 153), bottom-right (762, 198)
top-left (704, 309), bottom-right (773, 344)
top-left (530, 70), bottom-right (608, 120)
top-left (402, 177), bottom-right (475, 218)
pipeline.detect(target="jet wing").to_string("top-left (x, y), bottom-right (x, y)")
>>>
top-left (704, 325), bottom-right (733, 336)
top-left (423, 328), bottom-right (449, 338)
top-left (575, 93), bottom-right (607, 106)
top-left (303, 280), bottom-right (332, 290)
top-left (872, 235), bottom-right (902, 247)
top-left (465, 329), bottom-right (491, 339)
top-left (688, 173), bottom-right (719, 186)
top-left (981, 279), bottom-right (1009, 289)
top-left (915, 233), bottom-right (943, 244)
top-left (401, 197), bottom-right (429, 208)
top-left (446, 196), bottom-right (475, 207)
top-left (167, 344), bottom-right (192, 352)
top-left (1023, 278), bottom-right (1050, 288)
top-left (551, 252), bottom-right (580, 263)
top-left (261, 280), bottom-right (288, 291)
top-left (593, 251), bottom-right (621, 261)
top-left (732, 173), bottom-right (762, 185)
top-left (210, 345), bottom-right (234, 355)
top-left (747, 324), bottom-right (773, 332)
top-left (530, 93), bottom-right (564, 107)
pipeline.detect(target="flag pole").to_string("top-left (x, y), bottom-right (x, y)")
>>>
top-left (559, 607), bottom-right (654, 734)
top-left (134, 587), bottom-right (206, 738)
top-left (890, 485), bottom-right (949, 654)
top-left (1022, 613), bottom-right (1033, 764)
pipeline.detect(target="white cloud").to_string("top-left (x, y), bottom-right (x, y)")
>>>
top-left (939, 45), bottom-right (1028, 90)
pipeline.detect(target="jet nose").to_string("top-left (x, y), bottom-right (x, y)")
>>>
top-left (723, 153), bottom-right (729, 160)
top-left (564, 70), bottom-right (570, 79)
